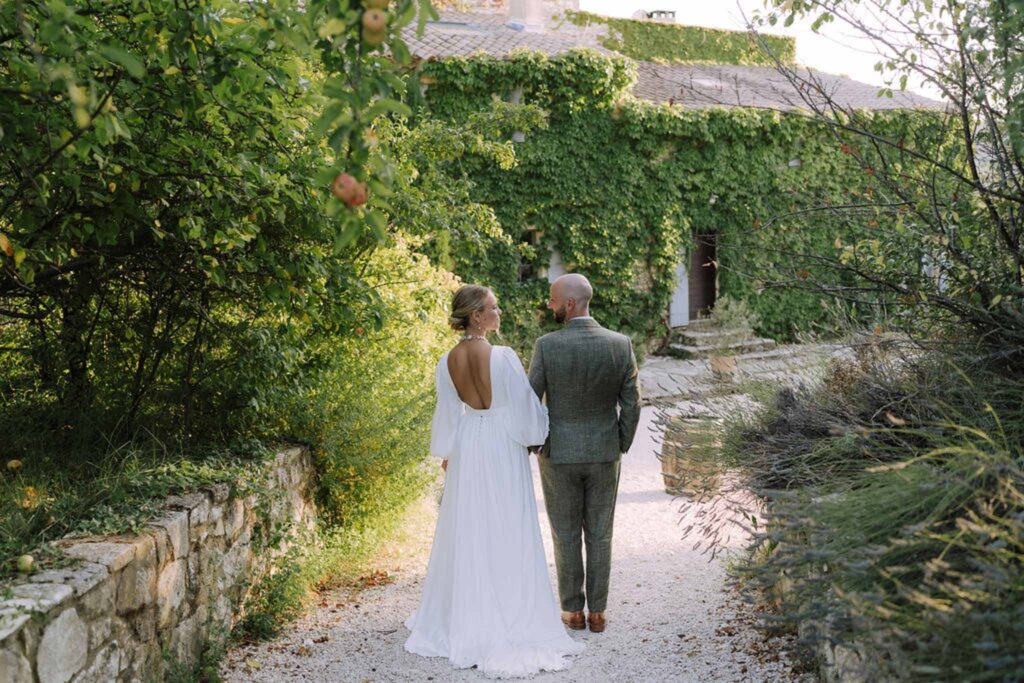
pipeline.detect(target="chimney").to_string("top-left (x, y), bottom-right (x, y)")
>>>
top-left (508, 0), bottom-right (545, 32)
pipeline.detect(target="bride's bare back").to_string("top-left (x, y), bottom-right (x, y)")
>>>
top-left (447, 342), bottom-right (493, 409)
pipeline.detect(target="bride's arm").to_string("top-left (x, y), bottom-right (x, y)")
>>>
top-left (504, 348), bottom-right (549, 448)
top-left (429, 358), bottom-right (460, 462)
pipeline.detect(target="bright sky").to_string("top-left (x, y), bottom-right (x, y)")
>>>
top-left (578, 0), bottom-right (936, 97)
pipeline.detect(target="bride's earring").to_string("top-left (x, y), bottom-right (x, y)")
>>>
top-left (462, 316), bottom-right (485, 341)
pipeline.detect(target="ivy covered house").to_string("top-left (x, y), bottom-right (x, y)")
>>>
top-left (402, 2), bottom-right (945, 342)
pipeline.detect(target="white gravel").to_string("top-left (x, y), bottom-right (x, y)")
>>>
top-left (221, 403), bottom-right (801, 683)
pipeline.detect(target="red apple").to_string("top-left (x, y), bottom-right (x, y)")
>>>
top-left (331, 173), bottom-right (368, 208)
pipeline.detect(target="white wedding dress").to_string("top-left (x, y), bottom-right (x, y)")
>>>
top-left (404, 345), bottom-right (584, 678)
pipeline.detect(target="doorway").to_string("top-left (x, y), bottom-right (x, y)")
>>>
top-left (687, 232), bottom-right (717, 319)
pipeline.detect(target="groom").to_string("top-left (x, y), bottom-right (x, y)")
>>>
top-left (528, 273), bottom-right (641, 634)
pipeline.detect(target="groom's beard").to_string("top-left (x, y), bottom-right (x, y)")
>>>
top-left (553, 305), bottom-right (567, 324)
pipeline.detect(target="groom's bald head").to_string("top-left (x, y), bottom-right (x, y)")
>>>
top-left (555, 274), bottom-right (593, 307)
top-left (549, 274), bottom-right (593, 323)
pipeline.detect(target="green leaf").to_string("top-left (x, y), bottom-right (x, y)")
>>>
top-left (391, 40), bottom-right (412, 66)
top-left (334, 216), bottom-right (362, 252)
top-left (327, 123), bottom-right (354, 153)
top-left (311, 103), bottom-right (347, 138)
top-left (365, 98), bottom-right (412, 120)
top-left (367, 178), bottom-right (393, 198)
top-left (97, 45), bottom-right (146, 79)
top-left (417, 0), bottom-right (440, 36)
top-left (314, 166), bottom-right (341, 186)
top-left (318, 18), bottom-right (348, 39)
top-left (365, 209), bottom-right (388, 241)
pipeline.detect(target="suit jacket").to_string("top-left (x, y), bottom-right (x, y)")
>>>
top-left (528, 317), bottom-right (641, 464)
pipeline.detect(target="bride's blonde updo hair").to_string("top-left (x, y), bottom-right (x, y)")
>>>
top-left (449, 284), bottom-right (491, 331)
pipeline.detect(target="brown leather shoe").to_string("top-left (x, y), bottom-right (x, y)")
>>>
top-left (587, 611), bottom-right (606, 633)
top-left (561, 610), bottom-right (585, 630)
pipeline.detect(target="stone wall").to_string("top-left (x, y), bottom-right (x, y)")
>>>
top-left (0, 446), bottom-right (316, 683)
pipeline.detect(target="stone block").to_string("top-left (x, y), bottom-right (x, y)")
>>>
top-left (119, 641), bottom-right (158, 683)
top-left (115, 559), bottom-right (156, 614)
top-left (70, 643), bottom-right (120, 683)
top-left (223, 498), bottom-right (245, 541)
top-left (148, 510), bottom-right (189, 560)
top-left (78, 581), bottom-right (114, 621)
top-left (198, 537), bottom-right (226, 577)
top-left (61, 542), bottom-right (134, 574)
top-left (220, 541), bottom-right (251, 592)
top-left (234, 520), bottom-right (252, 548)
top-left (210, 594), bottom-right (232, 631)
top-left (163, 492), bottom-right (207, 514)
top-left (17, 619), bottom-right (39, 662)
top-left (87, 614), bottom-right (112, 650)
top-left (156, 560), bottom-right (187, 629)
top-left (10, 583), bottom-right (73, 615)
top-left (206, 483), bottom-right (230, 503)
top-left (187, 495), bottom-right (212, 527)
top-left (131, 535), bottom-right (155, 563)
top-left (209, 504), bottom-right (225, 537)
top-left (0, 610), bottom-right (31, 644)
top-left (185, 551), bottom-right (202, 605)
top-left (37, 608), bottom-right (87, 683)
top-left (0, 645), bottom-right (32, 683)
top-left (130, 606), bottom-right (156, 643)
top-left (117, 642), bottom-right (142, 681)
top-left (148, 526), bottom-right (170, 567)
top-left (30, 563), bottom-right (108, 598)
top-left (169, 603), bottom-right (205, 668)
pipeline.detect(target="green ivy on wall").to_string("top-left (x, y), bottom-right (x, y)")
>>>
top-left (418, 50), bottom-right (947, 345)
top-left (565, 11), bottom-right (796, 66)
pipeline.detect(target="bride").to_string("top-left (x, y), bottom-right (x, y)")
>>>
top-left (404, 284), bottom-right (585, 678)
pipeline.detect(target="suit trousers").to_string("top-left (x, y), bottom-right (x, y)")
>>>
top-left (538, 458), bottom-right (621, 613)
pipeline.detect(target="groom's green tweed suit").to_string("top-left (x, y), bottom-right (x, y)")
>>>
top-left (528, 317), bottom-right (641, 613)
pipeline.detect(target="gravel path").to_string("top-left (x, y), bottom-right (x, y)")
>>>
top-left (222, 386), bottom-right (801, 682)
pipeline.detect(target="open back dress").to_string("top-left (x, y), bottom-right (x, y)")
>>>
top-left (403, 345), bottom-right (584, 678)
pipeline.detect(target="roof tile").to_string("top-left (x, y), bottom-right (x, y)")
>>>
top-left (405, 11), bottom-right (946, 111)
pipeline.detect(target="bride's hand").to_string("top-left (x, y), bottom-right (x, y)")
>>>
top-left (442, 459), bottom-right (448, 471)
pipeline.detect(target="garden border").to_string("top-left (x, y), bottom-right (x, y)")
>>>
top-left (0, 446), bottom-right (315, 683)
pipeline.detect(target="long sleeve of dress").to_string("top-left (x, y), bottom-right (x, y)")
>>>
top-left (429, 356), bottom-right (462, 459)
top-left (502, 347), bottom-right (549, 448)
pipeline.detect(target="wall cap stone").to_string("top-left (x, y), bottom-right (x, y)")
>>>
top-left (59, 542), bottom-right (134, 574)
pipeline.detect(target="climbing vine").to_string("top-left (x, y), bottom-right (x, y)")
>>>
top-left (565, 11), bottom-right (796, 66)
top-left (419, 50), bottom-right (948, 344)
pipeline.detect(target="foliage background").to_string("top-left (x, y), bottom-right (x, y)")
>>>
top-left (419, 50), bottom-right (948, 346)
top-left (0, 0), bottom-right (478, 585)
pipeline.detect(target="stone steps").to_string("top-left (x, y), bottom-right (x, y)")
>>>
top-left (680, 317), bottom-right (716, 330)
top-left (663, 337), bottom-right (777, 359)
top-left (671, 327), bottom-right (746, 343)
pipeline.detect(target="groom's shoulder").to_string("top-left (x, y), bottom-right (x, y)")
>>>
top-left (534, 330), bottom-right (562, 348)
top-left (603, 326), bottom-right (632, 345)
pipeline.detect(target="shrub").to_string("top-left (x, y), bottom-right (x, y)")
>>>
top-left (233, 239), bottom-right (455, 635)
top-left (277, 238), bottom-right (455, 530)
top-left (0, 0), bottom-right (432, 450)
top-left (712, 348), bottom-right (1024, 680)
